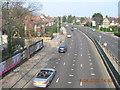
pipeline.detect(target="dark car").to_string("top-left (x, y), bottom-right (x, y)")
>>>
top-left (58, 45), bottom-right (67, 53)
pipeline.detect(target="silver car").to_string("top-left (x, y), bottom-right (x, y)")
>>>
top-left (33, 68), bottom-right (56, 88)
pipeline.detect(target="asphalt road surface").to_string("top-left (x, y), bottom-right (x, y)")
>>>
top-left (75, 26), bottom-right (119, 63)
top-left (23, 26), bottom-right (115, 88)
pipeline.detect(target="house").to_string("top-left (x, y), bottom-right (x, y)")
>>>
top-left (99, 16), bottom-right (118, 28)
top-left (22, 14), bottom-right (55, 37)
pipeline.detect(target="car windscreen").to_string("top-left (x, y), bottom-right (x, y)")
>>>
top-left (36, 70), bottom-right (53, 79)
top-left (59, 47), bottom-right (65, 50)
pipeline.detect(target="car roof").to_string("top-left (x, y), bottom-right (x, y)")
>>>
top-left (59, 45), bottom-right (66, 47)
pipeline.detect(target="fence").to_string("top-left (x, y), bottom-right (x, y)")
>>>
top-left (0, 40), bottom-right (43, 76)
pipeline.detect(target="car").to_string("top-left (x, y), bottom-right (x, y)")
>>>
top-left (33, 68), bottom-right (56, 88)
top-left (92, 29), bottom-right (95, 31)
top-left (58, 45), bottom-right (67, 53)
top-left (71, 29), bottom-right (74, 31)
top-left (74, 28), bottom-right (77, 30)
top-left (66, 34), bottom-right (72, 38)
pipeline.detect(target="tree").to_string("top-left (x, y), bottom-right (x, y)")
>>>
top-left (2, 1), bottom-right (42, 54)
top-left (62, 16), bottom-right (67, 22)
top-left (80, 17), bottom-right (85, 23)
top-left (92, 13), bottom-right (103, 26)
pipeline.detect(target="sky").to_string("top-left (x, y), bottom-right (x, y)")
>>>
top-left (40, 2), bottom-right (118, 17)
top-left (7, 0), bottom-right (119, 17)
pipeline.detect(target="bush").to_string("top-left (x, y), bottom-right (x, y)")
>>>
top-left (114, 32), bottom-right (120, 37)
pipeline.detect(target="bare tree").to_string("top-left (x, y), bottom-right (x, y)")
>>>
top-left (1, 0), bottom-right (42, 54)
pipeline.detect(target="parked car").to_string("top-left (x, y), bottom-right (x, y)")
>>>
top-left (33, 68), bottom-right (56, 88)
top-left (58, 45), bottom-right (67, 53)
top-left (66, 34), bottom-right (72, 38)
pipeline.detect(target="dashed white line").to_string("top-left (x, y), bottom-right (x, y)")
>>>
top-left (56, 62), bottom-right (58, 64)
top-left (81, 48), bottom-right (82, 50)
top-left (89, 56), bottom-right (91, 58)
top-left (74, 54), bottom-right (77, 55)
top-left (89, 59), bottom-right (91, 61)
top-left (68, 82), bottom-right (72, 84)
top-left (71, 69), bottom-right (74, 71)
top-left (91, 73), bottom-right (95, 76)
top-left (63, 62), bottom-right (66, 65)
top-left (81, 64), bottom-right (83, 67)
top-left (72, 64), bottom-right (75, 66)
top-left (91, 68), bottom-right (93, 69)
top-left (69, 75), bottom-right (74, 77)
top-left (88, 54), bottom-right (91, 55)
top-left (67, 53), bottom-right (69, 55)
top-left (70, 47), bottom-right (72, 49)
top-left (58, 59), bottom-right (60, 60)
top-left (60, 56), bottom-right (62, 57)
top-left (73, 60), bottom-right (76, 62)
top-left (56, 78), bottom-right (59, 83)
top-left (81, 54), bottom-right (82, 56)
top-left (90, 63), bottom-right (92, 65)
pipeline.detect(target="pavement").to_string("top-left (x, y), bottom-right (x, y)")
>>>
top-left (1, 27), bottom-right (67, 89)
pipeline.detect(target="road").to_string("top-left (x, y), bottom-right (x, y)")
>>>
top-left (75, 26), bottom-right (119, 63)
top-left (23, 26), bottom-right (115, 88)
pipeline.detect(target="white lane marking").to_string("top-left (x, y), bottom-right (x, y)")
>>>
top-left (89, 56), bottom-right (91, 58)
top-left (67, 53), bottom-right (69, 55)
top-left (63, 62), bottom-right (66, 65)
top-left (56, 62), bottom-right (58, 64)
top-left (70, 47), bottom-right (71, 49)
top-left (81, 54), bottom-right (82, 56)
top-left (81, 48), bottom-right (82, 50)
top-left (60, 56), bottom-right (62, 57)
top-left (91, 73), bottom-right (95, 76)
top-left (53, 66), bottom-right (56, 68)
top-left (47, 59), bottom-right (49, 60)
top-left (56, 78), bottom-right (59, 83)
top-left (68, 82), bottom-right (72, 84)
top-left (72, 64), bottom-right (75, 66)
top-left (58, 59), bottom-right (60, 60)
top-left (89, 59), bottom-right (92, 61)
top-left (90, 63), bottom-right (92, 65)
top-left (91, 68), bottom-right (93, 69)
top-left (69, 75), bottom-right (74, 77)
top-left (80, 82), bottom-right (83, 86)
top-left (88, 54), bottom-right (91, 55)
top-left (81, 64), bottom-right (83, 67)
top-left (74, 54), bottom-right (77, 55)
top-left (73, 60), bottom-right (76, 62)
top-left (71, 69), bottom-right (74, 71)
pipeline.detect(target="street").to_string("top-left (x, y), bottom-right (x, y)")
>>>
top-left (22, 26), bottom-right (115, 88)
top-left (76, 26), bottom-right (119, 63)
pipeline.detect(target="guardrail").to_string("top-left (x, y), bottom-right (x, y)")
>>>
top-left (79, 29), bottom-right (120, 89)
